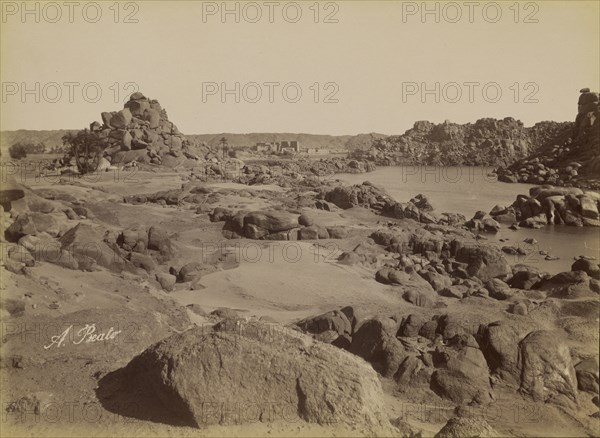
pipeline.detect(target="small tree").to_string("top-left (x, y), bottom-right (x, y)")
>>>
top-left (9, 143), bottom-right (27, 159)
top-left (62, 129), bottom-right (107, 174)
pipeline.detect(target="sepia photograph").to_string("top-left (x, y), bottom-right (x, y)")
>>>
top-left (1, 1), bottom-right (599, 436)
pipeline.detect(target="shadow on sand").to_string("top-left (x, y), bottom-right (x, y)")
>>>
top-left (95, 365), bottom-right (197, 427)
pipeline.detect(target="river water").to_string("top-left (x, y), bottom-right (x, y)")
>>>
top-left (337, 166), bottom-right (600, 274)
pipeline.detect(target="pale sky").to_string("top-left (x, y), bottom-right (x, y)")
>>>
top-left (1, 0), bottom-right (599, 135)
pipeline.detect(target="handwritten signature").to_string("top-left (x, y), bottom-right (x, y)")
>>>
top-left (43, 324), bottom-right (122, 349)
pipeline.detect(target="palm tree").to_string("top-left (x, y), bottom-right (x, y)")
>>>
top-left (220, 136), bottom-right (228, 160)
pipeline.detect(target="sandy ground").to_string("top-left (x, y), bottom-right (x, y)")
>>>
top-left (171, 241), bottom-right (402, 323)
top-left (1, 169), bottom-right (599, 437)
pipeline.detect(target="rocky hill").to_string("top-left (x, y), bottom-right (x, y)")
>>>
top-left (348, 88), bottom-right (599, 188)
top-left (87, 92), bottom-right (219, 168)
top-left (496, 88), bottom-right (600, 189)
top-left (355, 117), bottom-right (571, 168)
top-left (356, 118), bottom-right (532, 166)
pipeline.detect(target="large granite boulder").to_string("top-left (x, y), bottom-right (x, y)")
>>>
top-left (243, 211), bottom-right (299, 232)
top-left (348, 317), bottom-right (407, 377)
top-left (477, 321), bottom-right (530, 385)
top-left (323, 182), bottom-right (395, 212)
top-left (571, 258), bottom-right (600, 279)
top-left (295, 310), bottom-right (352, 339)
top-left (59, 223), bottom-right (128, 272)
top-left (430, 335), bottom-right (494, 405)
top-left (453, 241), bottom-right (511, 282)
top-left (518, 330), bottom-right (578, 404)
top-left (112, 321), bottom-right (391, 430)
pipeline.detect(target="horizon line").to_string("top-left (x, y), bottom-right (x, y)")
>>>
top-left (0, 117), bottom-right (575, 138)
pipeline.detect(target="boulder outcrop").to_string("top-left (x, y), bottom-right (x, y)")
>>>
top-left (496, 88), bottom-right (600, 189)
top-left (364, 117), bottom-right (533, 167)
top-left (508, 186), bottom-right (600, 228)
top-left (113, 321), bottom-right (391, 429)
top-left (55, 92), bottom-right (216, 171)
top-left (518, 330), bottom-right (579, 404)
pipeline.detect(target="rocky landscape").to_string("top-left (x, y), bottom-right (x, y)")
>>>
top-left (347, 89), bottom-right (599, 191)
top-left (5, 88), bottom-right (598, 192)
top-left (360, 116), bottom-right (535, 167)
top-left (1, 92), bottom-right (599, 438)
top-left (495, 88), bottom-right (600, 190)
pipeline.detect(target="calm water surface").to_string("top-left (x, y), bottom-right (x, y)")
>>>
top-left (338, 166), bottom-right (600, 274)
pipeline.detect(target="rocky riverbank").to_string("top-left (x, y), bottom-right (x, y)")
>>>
top-left (1, 92), bottom-right (598, 437)
top-left (361, 117), bottom-right (535, 167)
top-left (495, 89), bottom-right (600, 190)
top-left (489, 186), bottom-right (600, 228)
top-left (347, 89), bottom-right (599, 191)
top-left (2, 160), bottom-right (599, 437)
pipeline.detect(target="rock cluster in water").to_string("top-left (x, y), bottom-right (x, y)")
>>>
top-left (489, 186), bottom-right (600, 228)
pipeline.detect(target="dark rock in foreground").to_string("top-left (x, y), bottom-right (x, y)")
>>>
top-left (115, 321), bottom-right (391, 429)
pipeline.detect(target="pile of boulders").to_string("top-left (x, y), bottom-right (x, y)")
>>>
top-left (496, 156), bottom-right (582, 185)
top-left (214, 209), bottom-right (349, 241)
top-left (0, 178), bottom-right (243, 296)
top-left (90, 92), bottom-right (215, 167)
top-left (321, 182), bottom-right (466, 226)
top-left (230, 158), bottom-right (375, 187)
top-left (496, 88), bottom-right (600, 188)
top-left (293, 252), bottom-right (600, 410)
top-left (371, 234), bottom-right (511, 297)
top-left (295, 304), bottom-right (585, 408)
top-left (0, 177), bottom-right (188, 293)
top-left (212, 184), bottom-right (472, 242)
top-left (368, 117), bottom-right (533, 167)
top-left (351, 221), bottom-right (597, 302)
top-left (501, 186), bottom-right (600, 228)
top-left (1, 177), bottom-right (129, 274)
top-left (335, 223), bottom-right (521, 304)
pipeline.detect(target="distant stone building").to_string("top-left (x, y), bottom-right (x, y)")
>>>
top-left (254, 140), bottom-right (299, 153)
top-left (255, 142), bottom-right (273, 153)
